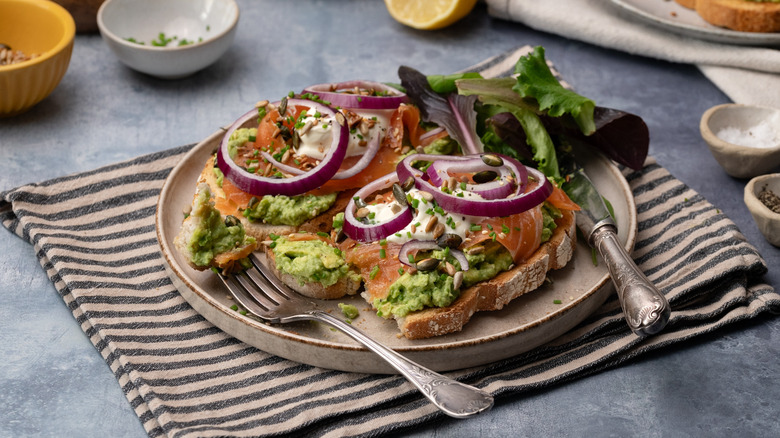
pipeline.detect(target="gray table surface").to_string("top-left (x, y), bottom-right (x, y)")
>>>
top-left (2, 1), bottom-right (778, 437)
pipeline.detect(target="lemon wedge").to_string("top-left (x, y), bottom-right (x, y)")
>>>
top-left (384, 0), bottom-right (478, 30)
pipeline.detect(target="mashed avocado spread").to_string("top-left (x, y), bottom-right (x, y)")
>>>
top-left (373, 205), bottom-right (560, 318)
top-left (188, 185), bottom-right (255, 267)
top-left (375, 271), bottom-right (456, 318)
top-left (228, 127), bottom-right (257, 159)
top-left (272, 237), bottom-right (360, 287)
top-left (244, 193), bottom-right (337, 226)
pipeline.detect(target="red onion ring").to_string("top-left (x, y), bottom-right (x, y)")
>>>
top-left (260, 131), bottom-right (381, 180)
top-left (343, 173), bottom-right (413, 243)
top-left (399, 240), bottom-right (470, 271)
top-left (397, 154), bottom-right (552, 217)
top-left (302, 80), bottom-right (408, 110)
top-left (419, 126), bottom-right (445, 142)
top-left (216, 100), bottom-right (349, 196)
top-left (398, 240), bottom-right (441, 268)
top-left (425, 155), bottom-right (527, 200)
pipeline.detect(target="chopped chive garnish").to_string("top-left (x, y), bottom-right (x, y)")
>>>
top-left (369, 265), bottom-right (380, 280)
top-left (379, 248), bottom-right (386, 259)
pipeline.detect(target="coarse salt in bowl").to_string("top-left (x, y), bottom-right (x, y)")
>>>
top-left (700, 104), bottom-right (780, 179)
top-left (97, 0), bottom-right (238, 79)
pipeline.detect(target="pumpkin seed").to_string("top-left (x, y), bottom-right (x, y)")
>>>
top-left (481, 153), bottom-right (503, 167)
top-left (436, 233), bottom-right (462, 248)
top-left (278, 97), bottom-right (288, 116)
top-left (415, 258), bottom-right (439, 272)
top-left (224, 215), bottom-right (240, 227)
top-left (401, 175), bottom-right (415, 192)
top-left (392, 183), bottom-right (408, 206)
top-left (473, 170), bottom-right (498, 184)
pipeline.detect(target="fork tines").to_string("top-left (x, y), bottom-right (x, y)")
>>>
top-left (217, 253), bottom-right (302, 321)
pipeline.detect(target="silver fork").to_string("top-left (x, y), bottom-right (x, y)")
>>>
top-left (216, 253), bottom-right (494, 419)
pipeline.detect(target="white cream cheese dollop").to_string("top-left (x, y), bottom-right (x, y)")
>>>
top-left (295, 108), bottom-right (392, 160)
top-left (362, 188), bottom-right (485, 245)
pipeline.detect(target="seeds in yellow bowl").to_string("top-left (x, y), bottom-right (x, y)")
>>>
top-left (384, 0), bottom-right (477, 30)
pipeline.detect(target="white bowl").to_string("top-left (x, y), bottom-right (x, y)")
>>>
top-left (700, 103), bottom-right (780, 179)
top-left (97, 0), bottom-right (238, 79)
top-left (744, 173), bottom-right (780, 247)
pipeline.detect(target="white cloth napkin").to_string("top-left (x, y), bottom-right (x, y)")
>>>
top-left (485, 0), bottom-right (780, 108)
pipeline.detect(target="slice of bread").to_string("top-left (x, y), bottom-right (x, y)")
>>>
top-left (266, 248), bottom-right (362, 299)
top-left (675, 0), bottom-right (696, 9)
top-left (391, 209), bottom-right (577, 339)
top-left (174, 183), bottom-right (259, 271)
top-left (197, 156), bottom-right (353, 243)
top-left (695, 0), bottom-right (780, 32)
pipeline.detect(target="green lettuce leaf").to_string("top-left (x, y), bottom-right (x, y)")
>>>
top-left (457, 77), bottom-right (560, 179)
top-left (513, 46), bottom-right (596, 135)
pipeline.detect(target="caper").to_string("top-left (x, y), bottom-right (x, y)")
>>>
top-left (436, 233), bottom-right (462, 248)
top-left (392, 183), bottom-right (408, 207)
top-left (401, 175), bottom-right (415, 192)
top-left (224, 215), bottom-right (240, 227)
top-left (354, 197), bottom-right (367, 208)
top-left (247, 196), bottom-right (260, 209)
top-left (473, 170), bottom-right (498, 184)
top-left (415, 258), bottom-right (440, 272)
top-left (481, 153), bottom-right (504, 167)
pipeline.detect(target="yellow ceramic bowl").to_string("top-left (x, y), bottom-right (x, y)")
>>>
top-left (0, 0), bottom-right (75, 117)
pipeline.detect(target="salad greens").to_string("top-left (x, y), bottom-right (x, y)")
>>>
top-left (398, 46), bottom-right (649, 183)
top-left (399, 66), bottom-right (484, 156)
top-left (511, 46), bottom-right (595, 136)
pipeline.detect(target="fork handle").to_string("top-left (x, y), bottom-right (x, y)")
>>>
top-left (307, 310), bottom-right (493, 418)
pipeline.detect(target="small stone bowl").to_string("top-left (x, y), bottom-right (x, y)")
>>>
top-left (700, 104), bottom-right (780, 179)
top-left (744, 173), bottom-right (780, 247)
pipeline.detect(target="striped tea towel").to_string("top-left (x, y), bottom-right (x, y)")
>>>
top-left (2, 48), bottom-right (778, 438)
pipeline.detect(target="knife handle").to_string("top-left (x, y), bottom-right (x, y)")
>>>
top-left (591, 225), bottom-right (671, 336)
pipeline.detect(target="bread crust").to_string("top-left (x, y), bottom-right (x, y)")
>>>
top-left (675, 0), bottom-right (697, 9)
top-left (395, 209), bottom-right (577, 340)
top-left (695, 0), bottom-right (780, 32)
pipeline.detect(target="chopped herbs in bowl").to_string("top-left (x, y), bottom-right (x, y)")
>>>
top-left (97, 0), bottom-right (239, 79)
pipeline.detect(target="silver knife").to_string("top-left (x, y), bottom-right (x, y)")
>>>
top-left (565, 164), bottom-right (671, 336)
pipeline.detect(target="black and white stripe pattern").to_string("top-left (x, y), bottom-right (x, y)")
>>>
top-left (2, 47), bottom-right (778, 437)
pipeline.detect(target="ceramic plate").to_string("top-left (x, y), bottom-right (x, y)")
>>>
top-left (156, 128), bottom-right (637, 374)
top-left (610, 0), bottom-right (780, 47)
